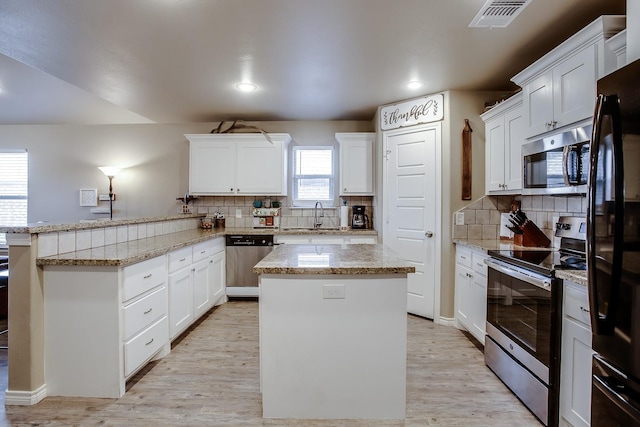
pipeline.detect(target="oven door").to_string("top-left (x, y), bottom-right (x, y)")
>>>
top-left (485, 258), bottom-right (553, 382)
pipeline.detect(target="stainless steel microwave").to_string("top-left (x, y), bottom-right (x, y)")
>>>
top-left (522, 123), bottom-right (592, 195)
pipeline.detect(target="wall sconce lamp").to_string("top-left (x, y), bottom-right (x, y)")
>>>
top-left (98, 167), bottom-right (122, 219)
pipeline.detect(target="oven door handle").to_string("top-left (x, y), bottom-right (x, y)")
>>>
top-left (484, 259), bottom-right (552, 290)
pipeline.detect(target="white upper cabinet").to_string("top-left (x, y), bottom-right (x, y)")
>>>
top-left (481, 93), bottom-right (524, 194)
top-left (187, 133), bottom-right (291, 196)
top-left (511, 16), bottom-right (625, 139)
top-left (606, 29), bottom-right (627, 71)
top-left (336, 132), bottom-right (375, 196)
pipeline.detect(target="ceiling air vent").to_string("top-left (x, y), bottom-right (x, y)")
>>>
top-left (469, 0), bottom-right (532, 28)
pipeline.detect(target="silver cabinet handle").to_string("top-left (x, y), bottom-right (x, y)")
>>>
top-left (179, 258), bottom-right (186, 262)
top-left (144, 308), bottom-right (153, 314)
top-left (143, 273), bottom-right (152, 279)
top-left (145, 338), bottom-right (154, 346)
top-left (425, 231), bottom-right (434, 238)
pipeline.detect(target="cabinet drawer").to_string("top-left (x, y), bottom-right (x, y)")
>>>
top-left (168, 247), bottom-right (193, 273)
top-left (124, 316), bottom-right (168, 377)
top-left (456, 248), bottom-right (472, 269)
top-left (192, 241), bottom-right (211, 262)
top-left (472, 252), bottom-right (488, 276)
top-left (122, 256), bottom-right (167, 302)
top-left (123, 286), bottom-right (168, 340)
top-left (564, 283), bottom-right (591, 328)
top-left (211, 237), bottom-right (225, 253)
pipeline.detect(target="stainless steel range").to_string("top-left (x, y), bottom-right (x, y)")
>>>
top-left (484, 216), bottom-right (586, 427)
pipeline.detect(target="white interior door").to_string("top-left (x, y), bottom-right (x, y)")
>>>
top-left (383, 124), bottom-right (441, 319)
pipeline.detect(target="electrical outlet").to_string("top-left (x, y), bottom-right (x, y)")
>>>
top-left (90, 207), bottom-right (110, 214)
top-left (455, 212), bottom-right (465, 225)
top-left (323, 284), bottom-right (345, 299)
top-left (235, 208), bottom-right (242, 218)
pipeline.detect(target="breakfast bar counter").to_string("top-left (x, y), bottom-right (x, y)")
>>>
top-left (254, 244), bottom-right (414, 420)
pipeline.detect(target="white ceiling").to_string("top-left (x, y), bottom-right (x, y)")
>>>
top-left (0, 0), bottom-right (626, 125)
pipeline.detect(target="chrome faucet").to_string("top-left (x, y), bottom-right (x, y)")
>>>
top-left (313, 201), bottom-right (324, 228)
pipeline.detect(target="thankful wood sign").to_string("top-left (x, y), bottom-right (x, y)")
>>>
top-left (380, 94), bottom-right (444, 131)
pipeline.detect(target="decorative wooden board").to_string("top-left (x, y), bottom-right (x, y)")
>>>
top-left (462, 119), bottom-right (472, 200)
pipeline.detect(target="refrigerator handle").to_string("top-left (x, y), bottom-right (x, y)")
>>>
top-left (588, 94), bottom-right (625, 335)
top-left (588, 94), bottom-right (605, 333)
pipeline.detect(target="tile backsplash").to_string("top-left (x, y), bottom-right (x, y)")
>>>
top-left (453, 194), bottom-right (587, 242)
top-left (191, 196), bottom-right (375, 229)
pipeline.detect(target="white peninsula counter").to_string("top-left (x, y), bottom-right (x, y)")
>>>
top-left (254, 244), bottom-right (415, 420)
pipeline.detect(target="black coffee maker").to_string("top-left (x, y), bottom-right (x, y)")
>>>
top-left (351, 205), bottom-right (369, 229)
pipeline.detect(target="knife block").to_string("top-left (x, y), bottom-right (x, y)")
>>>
top-left (514, 221), bottom-right (551, 247)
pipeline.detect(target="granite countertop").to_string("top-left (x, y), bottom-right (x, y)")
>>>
top-left (555, 269), bottom-right (588, 287)
top-left (229, 227), bottom-right (378, 236)
top-left (253, 244), bottom-right (415, 275)
top-left (453, 238), bottom-right (555, 252)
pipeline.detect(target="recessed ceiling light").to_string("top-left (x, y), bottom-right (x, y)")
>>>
top-left (404, 80), bottom-right (425, 90)
top-left (236, 82), bottom-right (258, 92)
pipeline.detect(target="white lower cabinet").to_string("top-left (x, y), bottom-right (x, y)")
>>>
top-left (193, 241), bottom-right (212, 319)
top-left (168, 246), bottom-right (195, 339)
top-left (209, 238), bottom-right (226, 305)
top-left (169, 237), bottom-right (226, 340)
top-left (560, 280), bottom-right (594, 427)
top-left (43, 236), bottom-right (226, 398)
top-left (44, 255), bottom-right (170, 398)
top-left (454, 246), bottom-right (487, 344)
top-left (192, 258), bottom-right (210, 319)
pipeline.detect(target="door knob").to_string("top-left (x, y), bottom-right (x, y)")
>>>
top-left (425, 231), bottom-right (434, 238)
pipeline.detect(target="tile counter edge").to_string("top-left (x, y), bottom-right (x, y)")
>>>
top-left (36, 228), bottom-right (380, 267)
top-left (0, 213), bottom-right (206, 234)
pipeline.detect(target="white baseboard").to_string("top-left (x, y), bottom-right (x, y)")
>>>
top-left (5, 384), bottom-right (47, 406)
top-left (436, 316), bottom-right (457, 327)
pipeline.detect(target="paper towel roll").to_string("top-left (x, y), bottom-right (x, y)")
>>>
top-left (340, 206), bottom-right (348, 229)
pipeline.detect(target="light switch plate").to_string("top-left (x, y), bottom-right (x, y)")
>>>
top-left (455, 212), bottom-right (465, 225)
top-left (235, 208), bottom-right (242, 218)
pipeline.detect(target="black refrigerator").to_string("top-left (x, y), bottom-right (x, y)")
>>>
top-left (588, 58), bottom-right (640, 426)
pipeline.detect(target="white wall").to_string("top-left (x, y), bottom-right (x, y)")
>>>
top-left (0, 121), bottom-right (372, 223)
top-left (628, 0), bottom-right (639, 62)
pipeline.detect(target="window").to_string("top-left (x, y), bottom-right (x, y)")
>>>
top-left (0, 150), bottom-right (28, 245)
top-left (292, 146), bottom-right (334, 206)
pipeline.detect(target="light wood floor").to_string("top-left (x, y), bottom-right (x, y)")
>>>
top-left (0, 301), bottom-right (541, 426)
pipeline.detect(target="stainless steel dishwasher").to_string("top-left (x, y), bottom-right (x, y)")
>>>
top-left (225, 234), bottom-right (274, 298)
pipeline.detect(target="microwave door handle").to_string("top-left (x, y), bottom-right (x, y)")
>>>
top-left (563, 145), bottom-right (571, 185)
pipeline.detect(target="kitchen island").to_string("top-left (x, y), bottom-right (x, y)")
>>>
top-left (254, 244), bottom-right (415, 420)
